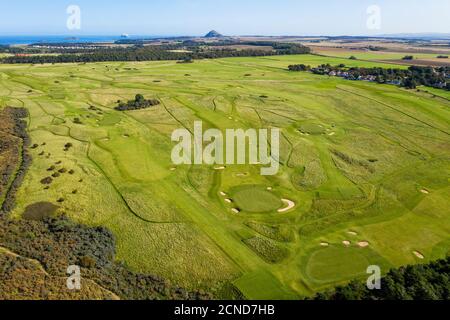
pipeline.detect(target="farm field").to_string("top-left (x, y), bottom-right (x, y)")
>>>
top-left (309, 46), bottom-right (450, 67)
top-left (0, 54), bottom-right (449, 298)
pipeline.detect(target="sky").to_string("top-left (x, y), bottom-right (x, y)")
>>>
top-left (0, 0), bottom-right (449, 36)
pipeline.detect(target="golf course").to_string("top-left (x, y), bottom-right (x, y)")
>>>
top-left (0, 54), bottom-right (449, 299)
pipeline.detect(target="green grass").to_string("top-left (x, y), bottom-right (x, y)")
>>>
top-left (233, 269), bottom-right (298, 300)
top-left (243, 236), bottom-right (290, 263)
top-left (231, 185), bottom-right (282, 213)
top-left (0, 54), bottom-right (449, 298)
top-left (303, 245), bottom-right (389, 286)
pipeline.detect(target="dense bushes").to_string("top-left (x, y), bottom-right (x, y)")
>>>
top-left (0, 216), bottom-right (213, 300)
top-left (115, 94), bottom-right (161, 111)
top-left (0, 107), bottom-right (31, 214)
top-left (288, 64), bottom-right (311, 71)
top-left (313, 257), bottom-right (450, 300)
top-left (0, 250), bottom-right (119, 300)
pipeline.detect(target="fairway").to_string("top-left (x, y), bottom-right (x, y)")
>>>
top-left (0, 54), bottom-right (449, 298)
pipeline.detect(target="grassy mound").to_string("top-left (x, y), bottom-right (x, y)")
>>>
top-left (23, 202), bottom-right (59, 221)
top-left (246, 222), bottom-right (294, 242)
top-left (299, 122), bottom-right (327, 135)
top-left (243, 237), bottom-right (289, 264)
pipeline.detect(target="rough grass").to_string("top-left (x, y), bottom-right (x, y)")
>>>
top-left (243, 236), bottom-right (290, 263)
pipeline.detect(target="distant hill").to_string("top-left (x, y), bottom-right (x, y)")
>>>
top-left (204, 30), bottom-right (224, 38)
top-left (377, 33), bottom-right (450, 40)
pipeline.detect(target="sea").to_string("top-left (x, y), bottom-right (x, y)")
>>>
top-left (0, 35), bottom-right (162, 46)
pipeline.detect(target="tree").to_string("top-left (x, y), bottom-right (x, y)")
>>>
top-left (403, 78), bottom-right (417, 89)
top-left (288, 64), bottom-right (310, 71)
top-left (312, 257), bottom-right (450, 300)
top-left (135, 94), bottom-right (145, 103)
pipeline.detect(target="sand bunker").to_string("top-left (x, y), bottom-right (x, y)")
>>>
top-left (267, 187), bottom-right (273, 191)
top-left (358, 241), bottom-right (370, 248)
top-left (343, 241), bottom-right (351, 247)
top-left (214, 166), bottom-right (226, 170)
top-left (170, 167), bottom-right (177, 171)
top-left (328, 132), bottom-right (336, 136)
top-left (220, 191), bottom-right (227, 197)
top-left (420, 189), bottom-right (430, 194)
top-left (225, 199), bottom-right (233, 204)
top-left (320, 242), bottom-right (330, 247)
top-left (231, 208), bottom-right (240, 214)
top-left (278, 199), bottom-right (295, 213)
top-left (347, 231), bottom-right (358, 236)
top-left (413, 251), bottom-right (425, 259)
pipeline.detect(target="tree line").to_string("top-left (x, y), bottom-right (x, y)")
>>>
top-left (0, 42), bottom-right (310, 64)
top-left (313, 256), bottom-right (450, 300)
top-left (289, 64), bottom-right (450, 91)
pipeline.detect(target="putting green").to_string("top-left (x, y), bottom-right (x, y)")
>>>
top-left (231, 185), bottom-right (283, 213)
top-left (305, 246), bottom-right (370, 283)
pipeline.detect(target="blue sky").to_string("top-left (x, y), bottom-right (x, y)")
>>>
top-left (0, 0), bottom-right (449, 36)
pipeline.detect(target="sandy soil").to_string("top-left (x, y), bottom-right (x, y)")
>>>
top-left (358, 241), bottom-right (370, 248)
